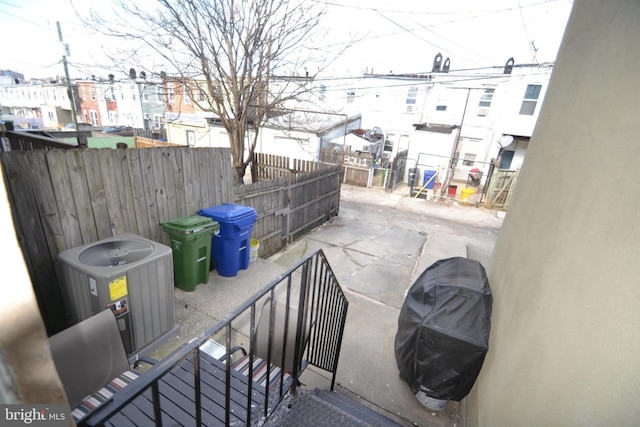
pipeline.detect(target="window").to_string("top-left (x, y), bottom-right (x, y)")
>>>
top-left (406, 86), bottom-right (418, 105)
top-left (184, 84), bottom-right (190, 104)
top-left (89, 110), bottom-right (99, 125)
top-left (519, 84), bottom-right (542, 115)
top-left (319, 84), bottom-right (326, 100)
top-left (462, 153), bottom-right (477, 167)
top-left (90, 87), bottom-right (96, 101)
top-left (131, 85), bottom-right (136, 101)
top-left (436, 105), bottom-right (447, 111)
top-left (142, 87), bottom-right (148, 101)
top-left (157, 86), bottom-right (165, 102)
top-left (186, 130), bottom-right (196, 146)
top-left (153, 114), bottom-right (164, 129)
top-left (199, 90), bottom-right (206, 102)
top-left (477, 89), bottom-right (494, 116)
top-left (168, 83), bottom-right (175, 103)
top-left (479, 89), bottom-right (494, 107)
top-left (406, 86), bottom-right (418, 112)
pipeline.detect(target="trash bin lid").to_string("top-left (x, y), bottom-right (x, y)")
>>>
top-left (162, 215), bottom-right (217, 234)
top-left (198, 204), bottom-right (256, 223)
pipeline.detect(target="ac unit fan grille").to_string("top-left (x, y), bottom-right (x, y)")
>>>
top-left (78, 239), bottom-right (154, 267)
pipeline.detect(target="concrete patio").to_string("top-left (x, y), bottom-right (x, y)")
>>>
top-left (148, 183), bottom-right (504, 426)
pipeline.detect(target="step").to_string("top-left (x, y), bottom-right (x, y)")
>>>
top-left (264, 388), bottom-right (403, 427)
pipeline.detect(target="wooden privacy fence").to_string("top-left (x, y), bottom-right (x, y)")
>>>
top-left (1, 147), bottom-right (233, 335)
top-left (236, 155), bottom-right (341, 257)
top-left (1, 146), bottom-right (342, 336)
top-left (319, 150), bottom-right (372, 187)
top-left (135, 136), bottom-right (181, 148)
top-left (253, 152), bottom-right (319, 180)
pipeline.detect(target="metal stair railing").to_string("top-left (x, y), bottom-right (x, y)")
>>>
top-left (83, 249), bottom-right (348, 427)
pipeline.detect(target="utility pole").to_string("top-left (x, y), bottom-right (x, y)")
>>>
top-left (57, 22), bottom-right (79, 131)
top-left (57, 22), bottom-right (86, 147)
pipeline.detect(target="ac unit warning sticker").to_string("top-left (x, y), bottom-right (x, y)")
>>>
top-left (109, 276), bottom-right (128, 301)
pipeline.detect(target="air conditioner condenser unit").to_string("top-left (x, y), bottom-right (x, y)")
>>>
top-left (56, 234), bottom-right (177, 356)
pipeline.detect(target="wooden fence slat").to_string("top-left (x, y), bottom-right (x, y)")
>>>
top-left (139, 149), bottom-right (163, 243)
top-left (82, 149), bottom-right (112, 240)
top-left (197, 148), bottom-right (210, 209)
top-left (66, 150), bottom-right (99, 243)
top-left (126, 148), bottom-right (150, 238)
top-left (114, 148), bottom-right (138, 234)
top-left (160, 147), bottom-right (180, 220)
top-left (47, 150), bottom-right (83, 249)
top-left (182, 148), bottom-right (197, 215)
top-left (96, 149), bottom-right (126, 236)
top-left (29, 151), bottom-right (65, 261)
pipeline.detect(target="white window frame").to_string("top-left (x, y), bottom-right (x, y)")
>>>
top-left (184, 84), bottom-right (190, 104)
top-left (462, 153), bottom-right (477, 167)
top-left (168, 83), bottom-right (175, 103)
top-left (477, 89), bottom-right (494, 116)
top-left (406, 86), bottom-right (418, 105)
top-left (519, 84), bottom-right (542, 115)
top-left (186, 129), bottom-right (196, 146)
top-left (153, 114), bottom-right (164, 129)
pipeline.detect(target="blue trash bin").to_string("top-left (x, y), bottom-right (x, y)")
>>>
top-left (198, 204), bottom-right (257, 277)
top-left (423, 170), bottom-right (437, 189)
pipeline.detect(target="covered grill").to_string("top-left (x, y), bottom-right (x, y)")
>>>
top-left (394, 257), bottom-right (492, 404)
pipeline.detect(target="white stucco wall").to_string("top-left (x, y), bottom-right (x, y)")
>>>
top-left (474, 1), bottom-right (640, 426)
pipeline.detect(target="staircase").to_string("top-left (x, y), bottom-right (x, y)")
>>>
top-left (264, 388), bottom-right (404, 427)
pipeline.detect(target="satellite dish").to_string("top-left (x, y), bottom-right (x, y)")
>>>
top-left (497, 135), bottom-right (514, 148)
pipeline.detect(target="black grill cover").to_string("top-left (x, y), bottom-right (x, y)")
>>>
top-left (394, 257), bottom-right (492, 401)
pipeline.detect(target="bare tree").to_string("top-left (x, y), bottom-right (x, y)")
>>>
top-left (78, 0), bottom-right (338, 184)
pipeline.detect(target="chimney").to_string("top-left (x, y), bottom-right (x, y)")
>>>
top-left (504, 57), bottom-right (515, 74)
top-left (432, 53), bottom-right (443, 72)
top-left (442, 58), bottom-right (450, 73)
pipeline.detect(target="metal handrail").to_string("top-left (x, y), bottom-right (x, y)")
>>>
top-left (83, 249), bottom-right (348, 427)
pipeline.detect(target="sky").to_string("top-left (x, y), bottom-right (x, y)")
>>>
top-left (0, 0), bottom-right (574, 80)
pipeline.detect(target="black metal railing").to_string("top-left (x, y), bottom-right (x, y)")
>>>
top-left (83, 249), bottom-right (348, 427)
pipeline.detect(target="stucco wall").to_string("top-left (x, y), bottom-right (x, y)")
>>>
top-left (0, 163), bottom-right (68, 406)
top-left (474, 1), bottom-right (640, 426)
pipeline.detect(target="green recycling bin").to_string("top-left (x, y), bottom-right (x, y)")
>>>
top-left (161, 215), bottom-right (219, 291)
